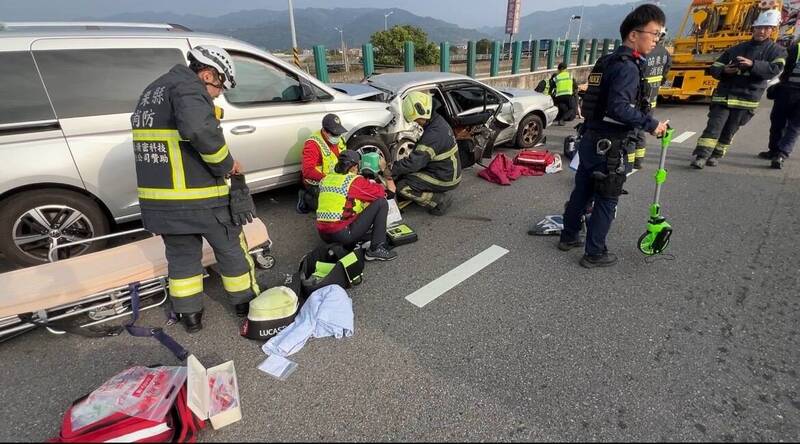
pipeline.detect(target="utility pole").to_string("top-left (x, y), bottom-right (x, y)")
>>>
top-left (384, 10), bottom-right (394, 32)
top-left (288, 0), bottom-right (300, 67)
top-left (335, 27), bottom-right (349, 72)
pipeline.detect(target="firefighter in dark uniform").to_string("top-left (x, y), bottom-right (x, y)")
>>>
top-left (131, 45), bottom-right (259, 333)
top-left (391, 91), bottom-right (462, 216)
top-left (762, 38), bottom-right (800, 169)
top-left (558, 4), bottom-right (669, 268)
top-left (691, 9), bottom-right (787, 169)
top-left (629, 33), bottom-right (671, 170)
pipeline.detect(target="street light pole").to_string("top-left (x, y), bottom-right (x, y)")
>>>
top-left (288, 0), bottom-right (300, 67)
top-left (384, 10), bottom-right (394, 32)
top-left (334, 27), bottom-right (349, 72)
top-left (576, 5), bottom-right (585, 42)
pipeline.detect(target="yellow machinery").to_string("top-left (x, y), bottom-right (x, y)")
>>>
top-left (660, 0), bottom-right (796, 101)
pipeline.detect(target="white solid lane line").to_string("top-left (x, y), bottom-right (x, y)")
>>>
top-left (671, 131), bottom-right (697, 144)
top-left (405, 245), bottom-right (509, 308)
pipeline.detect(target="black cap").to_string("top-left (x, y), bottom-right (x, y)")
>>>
top-left (338, 149), bottom-right (361, 168)
top-left (322, 113), bottom-right (347, 136)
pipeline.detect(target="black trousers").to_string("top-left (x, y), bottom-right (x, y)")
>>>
top-left (768, 90), bottom-right (800, 158)
top-left (320, 198), bottom-right (388, 249)
top-left (554, 95), bottom-right (576, 122)
top-left (693, 104), bottom-right (754, 159)
top-left (560, 132), bottom-right (623, 257)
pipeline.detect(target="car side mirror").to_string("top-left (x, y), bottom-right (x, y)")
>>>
top-left (299, 80), bottom-right (316, 102)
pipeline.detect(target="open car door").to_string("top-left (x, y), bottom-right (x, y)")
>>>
top-left (442, 81), bottom-right (514, 167)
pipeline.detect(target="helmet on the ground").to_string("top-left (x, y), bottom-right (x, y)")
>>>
top-left (753, 9), bottom-right (780, 27)
top-left (188, 45), bottom-right (237, 89)
top-left (402, 91), bottom-right (433, 123)
top-left (240, 286), bottom-right (299, 341)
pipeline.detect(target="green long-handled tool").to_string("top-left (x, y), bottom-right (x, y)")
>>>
top-left (637, 127), bottom-right (674, 256)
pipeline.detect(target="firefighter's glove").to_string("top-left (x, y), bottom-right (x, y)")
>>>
top-left (229, 174), bottom-right (255, 226)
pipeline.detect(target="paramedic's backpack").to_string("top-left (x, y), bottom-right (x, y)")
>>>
top-left (298, 244), bottom-right (364, 297)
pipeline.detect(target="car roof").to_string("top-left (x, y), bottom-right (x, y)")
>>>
top-left (0, 27), bottom-right (224, 51)
top-left (366, 72), bottom-right (474, 93)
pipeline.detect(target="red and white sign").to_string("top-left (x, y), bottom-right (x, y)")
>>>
top-left (505, 0), bottom-right (522, 35)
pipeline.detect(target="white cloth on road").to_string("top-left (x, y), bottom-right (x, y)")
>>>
top-left (259, 284), bottom-right (354, 378)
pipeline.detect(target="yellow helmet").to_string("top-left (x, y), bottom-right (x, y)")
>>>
top-left (402, 91), bottom-right (433, 123)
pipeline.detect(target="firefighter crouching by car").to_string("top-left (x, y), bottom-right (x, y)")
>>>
top-left (391, 91), bottom-right (462, 216)
top-left (629, 32), bottom-right (671, 170)
top-left (316, 150), bottom-right (398, 261)
top-left (297, 113), bottom-right (347, 213)
top-left (690, 9), bottom-right (787, 169)
top-left (131, 45), bottom-right (259, 333)
top-left (558, 4), bottom-right (669, 269)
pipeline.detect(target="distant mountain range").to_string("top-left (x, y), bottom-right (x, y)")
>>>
top-left (95, 1), bottom-right (687, 51)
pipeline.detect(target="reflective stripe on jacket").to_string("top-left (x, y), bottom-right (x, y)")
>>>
top-left (709, 39), bottom-right (787, 109)
top-left (132, 64), bottom-right (234, 211)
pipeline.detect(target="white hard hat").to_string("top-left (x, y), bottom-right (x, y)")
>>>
top-left (188, 45), bottom-right (237, 89)
top-left (753, 9), bottom-right (781, 27)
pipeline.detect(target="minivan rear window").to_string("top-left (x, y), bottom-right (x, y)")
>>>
top-left (0, 52), bottom-right (56, 125)
top-left (34, 48), bottom-right (184, 119)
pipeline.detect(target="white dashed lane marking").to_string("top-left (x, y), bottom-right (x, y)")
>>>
top-left (405, 245), bottom-right (509, 308)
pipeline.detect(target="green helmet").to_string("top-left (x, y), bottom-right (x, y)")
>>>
top-left (402, 91), bottom-right (433, 123)
top-left (360, 152), bottom-right (381, 177)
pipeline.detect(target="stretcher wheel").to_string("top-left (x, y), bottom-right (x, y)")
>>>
top-left (254, 253), bottom-right (275, 270)
top-left (351, 275), bottom-right (363, 286)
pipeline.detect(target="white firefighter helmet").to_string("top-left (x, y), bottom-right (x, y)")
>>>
top-left (188, 45), bottom-right (237, 89)
top-left (753, 9), bottom-right (781, 27)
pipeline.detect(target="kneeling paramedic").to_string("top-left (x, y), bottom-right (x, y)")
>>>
top-left (391, 91), bottom-right (462, 216)
top-left (298, 113), bottom-right (347, 213)
top-left (132, 45), bottom-right (259, 333)
top-left (559, 4), bottom-right (669, 269)
top-left (316, 150), bottom-right (398, 261)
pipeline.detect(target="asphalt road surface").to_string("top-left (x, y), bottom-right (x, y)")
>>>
top-left (1, 103), bottom-right (798, 442)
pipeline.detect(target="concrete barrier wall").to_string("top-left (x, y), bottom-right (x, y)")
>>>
top-left (478, 65), bottom-right (593, 90)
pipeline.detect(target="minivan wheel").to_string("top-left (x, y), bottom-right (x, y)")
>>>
top-left (348, 135), bottom-right (390, 162)
top-left (0, 189), bottom-right (110, 268)
top-left (515, 114), bottom-right (544, 148)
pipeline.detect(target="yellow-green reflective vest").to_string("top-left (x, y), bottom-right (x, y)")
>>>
top-left (305, 130), bottom-right (346, 186)
top-left (555, 71), bottom-right (573, 97)
top-left (316, 173), bottom-right (366, 223)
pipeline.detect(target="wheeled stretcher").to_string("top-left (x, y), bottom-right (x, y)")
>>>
top-left (0, 218), bottom-right (274, 342)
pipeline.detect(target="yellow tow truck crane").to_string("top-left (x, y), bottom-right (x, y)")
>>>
top-left (660, 0), bottom-right (795, 101)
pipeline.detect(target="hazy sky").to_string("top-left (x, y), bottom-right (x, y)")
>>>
top-left (3, 0), bottom-right (634, 28)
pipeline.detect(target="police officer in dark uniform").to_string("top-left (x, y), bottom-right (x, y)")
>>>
top-left (558, 4), bottom-right (669, 268)
top-left (630, 31), bottom-right (671, 170)
top-left (131, 45), bottom-right (259, 333)
top-left (762, 37), bottom-right (800, 169)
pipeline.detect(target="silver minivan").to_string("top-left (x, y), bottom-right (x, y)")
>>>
top-left (0, 23), bottom-right (393, 268)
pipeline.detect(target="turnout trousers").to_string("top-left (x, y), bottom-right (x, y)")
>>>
top-left (161, 218), bottom-right (259, 314)
top-left (560, 133), bottom-right (622, 257)
top-left (768, 91), bottom-right (800, 159)
top-left (693, 103), bottom-right (755, 159)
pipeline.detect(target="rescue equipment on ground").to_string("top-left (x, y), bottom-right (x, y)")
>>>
top-left (529, 215), bottom-right (565, 236)
top-left (186, 356), bottom-right (242, 430)
top-left (240, 286), bottom-right (301, 341)
top-left (50, 366), bottom-right (204, 442)
top-left (513, 150), bottom-right (563, 174)
top-left (298, 244), bottom-right (365, 297)
top-left (387, 224), bottom-right (418, 246)
top-left (638, 127), bottom-right (675, 256)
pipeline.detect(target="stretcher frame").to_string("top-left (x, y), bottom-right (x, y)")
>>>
top-left (0, 220), bottom-right (274, 342)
